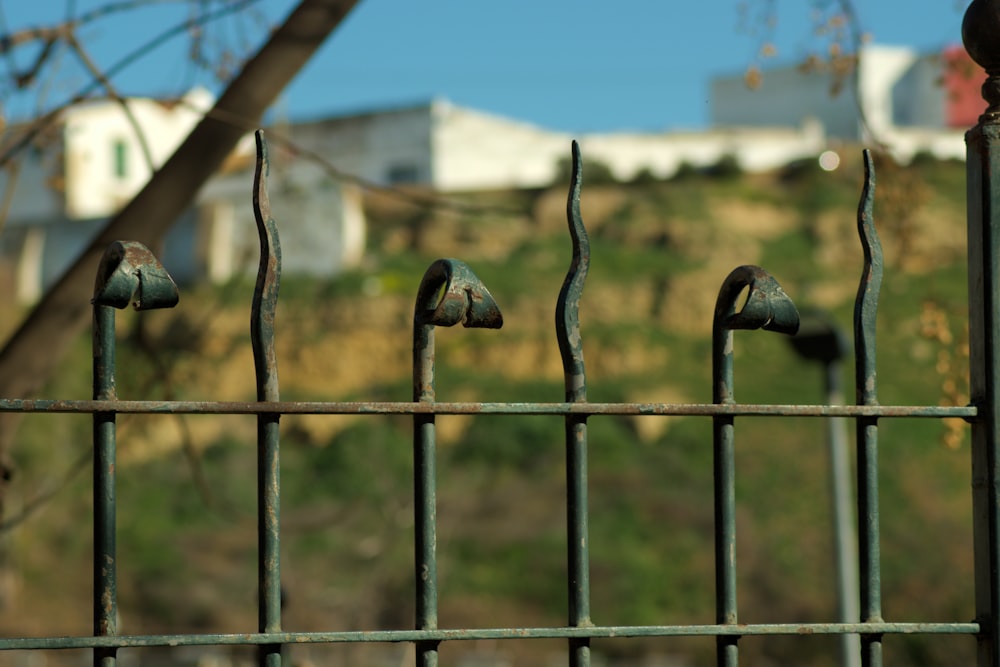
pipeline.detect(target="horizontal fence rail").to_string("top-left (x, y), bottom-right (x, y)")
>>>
top-left (4, 6), bottom-right (1000, 664)
top-left (0, 399), bottom-right (979, 418)
top-left (0, 622), bottom-right (983, 651)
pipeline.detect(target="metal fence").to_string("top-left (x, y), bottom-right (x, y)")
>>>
top-left (3, 9), bottom-right (1000, 667)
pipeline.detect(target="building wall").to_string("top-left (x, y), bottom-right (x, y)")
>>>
top-left (430, 101), bottom-right (571, 190)
top-left (290, 104), bottom-right (435, 186)
top-left (0, 89), bottom-right (368, 303)
top-left (62, 88), bottom-right (213, 219)
top-left (855, 46), bottom-right (920, 142)
top-left (196, 160), bottom-right (366, 284)
top-left (711, 45), bottom-right (929, 142)
top-left (709, 44), bottom-right (981, 161)
top-left (875, 126), bottom-right (968, 163)
top-left (0, 150), bottom-right (64, 225)
top-left (943, 45), bottom-right (988, 128)
top-left (711, 63), bottom-right (860, 139)
top-left (580, 120), bottom-right (825, 181)
top-left (431, 101), bottom-right (826, 190)
top-left (892, 54), bottom-right (947, 128)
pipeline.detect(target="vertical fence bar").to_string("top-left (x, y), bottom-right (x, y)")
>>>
top-left (556, 141), bottom-right (592, 667)
top-left (853, 151), bottom-right (883, 667)
top-left (963, 4), bottom-right (1000, 664)
top-left (92, 301), bottom-right (117, 667)
top-left (91, 241), bottom-right (178, 667)
top-left (710, 290), bottom-right (738, 667)
top-left (413, 283), bottom-right (440, 667)
top-left (251, 132), bottom-right (283, 667)
top-left (824, 359), bottom-right (862, 667)
top-left (712, 266), bottom-right (799, 667)
top-left (413, 259), bottom-right (502, 667)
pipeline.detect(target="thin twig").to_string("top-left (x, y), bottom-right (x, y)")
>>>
top-left (0, 0), bottom-right (260, 170)
top-left (0, 447), bottom-right (90, 533)
top-left (65, 32), bottom-right (155, 171)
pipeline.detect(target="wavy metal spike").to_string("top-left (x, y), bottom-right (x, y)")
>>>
top-left (92, 241), bottom-right (179, 311)
top-left (251, 130), bottom-right (282, 403)
top-left (556, 140), bottom-right (590, 403)
top-left (854, 149), bottom-right (882, 406)
top-left (251, 130), bottom-right (283, 666)
top-left (853, 150), bottom-right (884, 666)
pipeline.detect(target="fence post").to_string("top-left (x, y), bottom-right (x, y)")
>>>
top-left (963, 3), bottom-right (1000, 665)
top-left (91, 241), bottom-right (178, 667)
top-left (557, 141), bottom-right (592, 667)
top-left (412, 259), bottom-right (502, 667)
top-left (711, 265), bottom-right (798, 667)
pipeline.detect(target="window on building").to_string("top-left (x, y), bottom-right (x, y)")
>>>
top-left (112, 139), bottom-right (128, 179)
top-left (386, 163), bottom-right (420, 185)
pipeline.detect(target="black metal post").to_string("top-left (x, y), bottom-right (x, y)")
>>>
top-left (963, 3), bottom-right (1000, 664)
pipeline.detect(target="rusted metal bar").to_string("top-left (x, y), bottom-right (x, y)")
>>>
top-left (0, 621), bottom-right (979, 652)
top-left (854, 150), bottom-right (883, 667)
top-left (251, 131), bottom-right (283, 667)
top-left (963, 3), bottom-right (1000, 664)
top-left (0, 400), bottom-right (976, 419)
top-left (91, 241), bottom-right (179, 667)
top-left (557, 141), bottom-right (592, 667)
top-left (412, 259), bottom-right (502, 667)
top-left (712, 265), bottom-right (799, 667)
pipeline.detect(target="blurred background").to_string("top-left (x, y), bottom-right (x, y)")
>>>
top-left (0, 1), bottom-right (983, 665)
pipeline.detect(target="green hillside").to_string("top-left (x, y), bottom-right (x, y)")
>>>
top-left (0, 150), bottom-right (977, 666)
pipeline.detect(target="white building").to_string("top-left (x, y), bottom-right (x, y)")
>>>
top-left (289, 98), bottom-right (826, 191)
top-left (4, 48), bottom-right (977, 302)
top-left (61, 88), bottom-right (215, 218)
top-left (710, 44), bottom-right (981, 162)
top-left (0, 89), bottom-right (365, 302)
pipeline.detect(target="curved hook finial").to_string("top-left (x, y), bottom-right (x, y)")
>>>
top-left (414, 259), bottom-right (503, 329)
top-left (713, 265), bottom-right (800, 336)
top-left (556, 140), bottom-right (590, 402)
top-left (252, 130), bottom-right (282, 402)
top-left (93, 240), bottom-right (179, 311)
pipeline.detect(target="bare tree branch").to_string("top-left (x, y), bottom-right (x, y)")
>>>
top-left (65, 33), bottom-right (156, 170)
top-left (0, 0), bottom-right (260, 171)
top-left (0, 0), bottom-right (361, 480)
top-left (0, 1), bottom-right (249, 54)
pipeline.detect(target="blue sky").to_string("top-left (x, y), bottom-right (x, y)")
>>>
top-left (0, 1), bottom-right (972, 133)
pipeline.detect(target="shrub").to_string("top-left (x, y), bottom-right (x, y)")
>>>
top-left (552, 156), bottom-right (618, 186)
top-left (704, 153), bottom-right (743, 179)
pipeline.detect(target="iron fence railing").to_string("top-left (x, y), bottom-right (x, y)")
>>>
top-left (2, 4), bottom-right (1000, 666)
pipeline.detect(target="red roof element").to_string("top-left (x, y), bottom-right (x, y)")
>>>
top-left (944, 45), bottom-right (988, 128)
